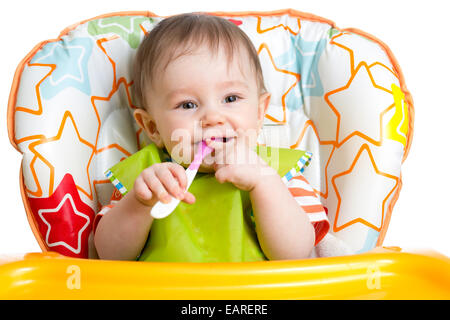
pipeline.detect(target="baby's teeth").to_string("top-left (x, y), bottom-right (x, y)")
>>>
top-left (210, 137), bottom-right (232, 142)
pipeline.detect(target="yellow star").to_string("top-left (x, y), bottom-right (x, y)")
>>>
top-left (384, 84), bottom-right (409, 148)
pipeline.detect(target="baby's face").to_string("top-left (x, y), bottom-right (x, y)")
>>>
top-left (135, 44), bottom-right (270, 172)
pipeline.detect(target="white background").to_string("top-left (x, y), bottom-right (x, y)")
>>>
top-left (0, 0), bottom-right (449, 257)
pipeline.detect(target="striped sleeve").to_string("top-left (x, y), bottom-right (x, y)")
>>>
top-left (285, 173), bottom-right (330, 245)
top-left (93, 188), bottom-right (123, 234)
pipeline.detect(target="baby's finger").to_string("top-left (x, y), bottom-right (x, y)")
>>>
top-left (214, 165), bottom-right (231, 184)
top-left (133, 175), bottom-right (153, 202)
top-left (166, 162), bottom-right (188, 191)
top-left (181, 191), bottom-right (196, 204)
top-left (154, 166), bottom-right (185, 200)
top-left (141, 169), bottom-right (171, 204)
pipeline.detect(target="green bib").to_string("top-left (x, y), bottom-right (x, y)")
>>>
top-left (106, 144), bottom-right (312, 263)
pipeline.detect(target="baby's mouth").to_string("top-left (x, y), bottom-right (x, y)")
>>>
top-left (210, 137), bottom-right (234, 143)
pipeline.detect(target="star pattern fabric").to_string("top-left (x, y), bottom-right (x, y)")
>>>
top-left (30, 37), bottom-right (93, 99)
top-left (258, 43), bottom-right (299, 124)
top-left (88, 16), bottom-right (154, 49)
top-left (332, 144), bottom-right (398, 232)
top-left (272, 35), bottom-right (327, 111)
top-left (28, 174), bottom-right (95, 258)
top-left (326, 63), bottom-right (395, 146)
top-left (31, 111), bottom-right (95, 200)
top-left (385, 84), bottom-right (409, 148)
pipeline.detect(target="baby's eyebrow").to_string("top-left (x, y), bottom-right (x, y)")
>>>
top-left (218, 80), bottom-right (249, 90)
top-left (165, 81), bottom-right (249, 100)
top-left (165, 88), bottom-right (194, 100)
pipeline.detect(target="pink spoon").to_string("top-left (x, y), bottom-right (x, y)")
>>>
top-left (150, 140), bottom-right (213, 219)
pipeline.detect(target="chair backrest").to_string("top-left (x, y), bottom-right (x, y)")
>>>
top-left (7, 9), bottom-right (413, 258)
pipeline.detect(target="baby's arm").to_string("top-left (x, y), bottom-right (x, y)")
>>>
top-left (250, 170), bottom-right (316, 260)
top-left (94, 189), bottom-right (155, 260)
top-left (94, 162), bottom-right (195, 260)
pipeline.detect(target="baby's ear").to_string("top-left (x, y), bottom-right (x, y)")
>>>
top-left (257, 92), bottom-right (271, 128)
top-left (133, 108), bottom-right (164, 147)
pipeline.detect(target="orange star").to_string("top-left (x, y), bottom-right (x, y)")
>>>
top-left (331, 32), bottom-right (399, 80)
top-left (331, 144), bottom-right (398, 233)
top-left (28, 111), bottom-right (95, 200)
top-left (256, 16), bottom-right (301, 36)
top-left (257, 43), bottom-right (300, 124)
top-left (325, 62), bottom-right (394, 147)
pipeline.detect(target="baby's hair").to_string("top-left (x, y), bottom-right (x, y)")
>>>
top-left (133, 12), bottom-right (267, 109)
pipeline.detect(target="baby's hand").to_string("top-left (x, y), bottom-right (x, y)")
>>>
top-left (206, 136), bottom-right (277, 192)
top-left (133, 162), bottom-right (196, 207)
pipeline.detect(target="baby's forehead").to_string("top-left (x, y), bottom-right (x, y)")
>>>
top-left (158, 43), bottom-right (256, 85)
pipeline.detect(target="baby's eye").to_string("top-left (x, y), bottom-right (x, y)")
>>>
top-left (178, 101), bottom-right (197, 110)
top-left (224, 95), bottom-right (239, 103)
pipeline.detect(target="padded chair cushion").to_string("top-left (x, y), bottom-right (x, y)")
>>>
top-left (8, 9), bottom-right (413, 258)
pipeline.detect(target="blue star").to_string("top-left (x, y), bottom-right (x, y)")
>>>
top-left (274, 35), bottom-right (327, 111)
top-left (31, 37), bottom-right (93, 99)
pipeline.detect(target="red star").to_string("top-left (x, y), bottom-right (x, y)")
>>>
top-left (28, 174), bottom-right (95, 258)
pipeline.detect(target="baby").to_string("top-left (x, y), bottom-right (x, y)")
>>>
top-left (93, 13), bottom-right (330, 262)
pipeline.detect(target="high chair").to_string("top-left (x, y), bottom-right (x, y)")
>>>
top-left (2, 9), bottom-right (449, 299)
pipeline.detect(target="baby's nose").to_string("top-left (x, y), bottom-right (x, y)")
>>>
top-left (200, 108), bottom-right (226, 127)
